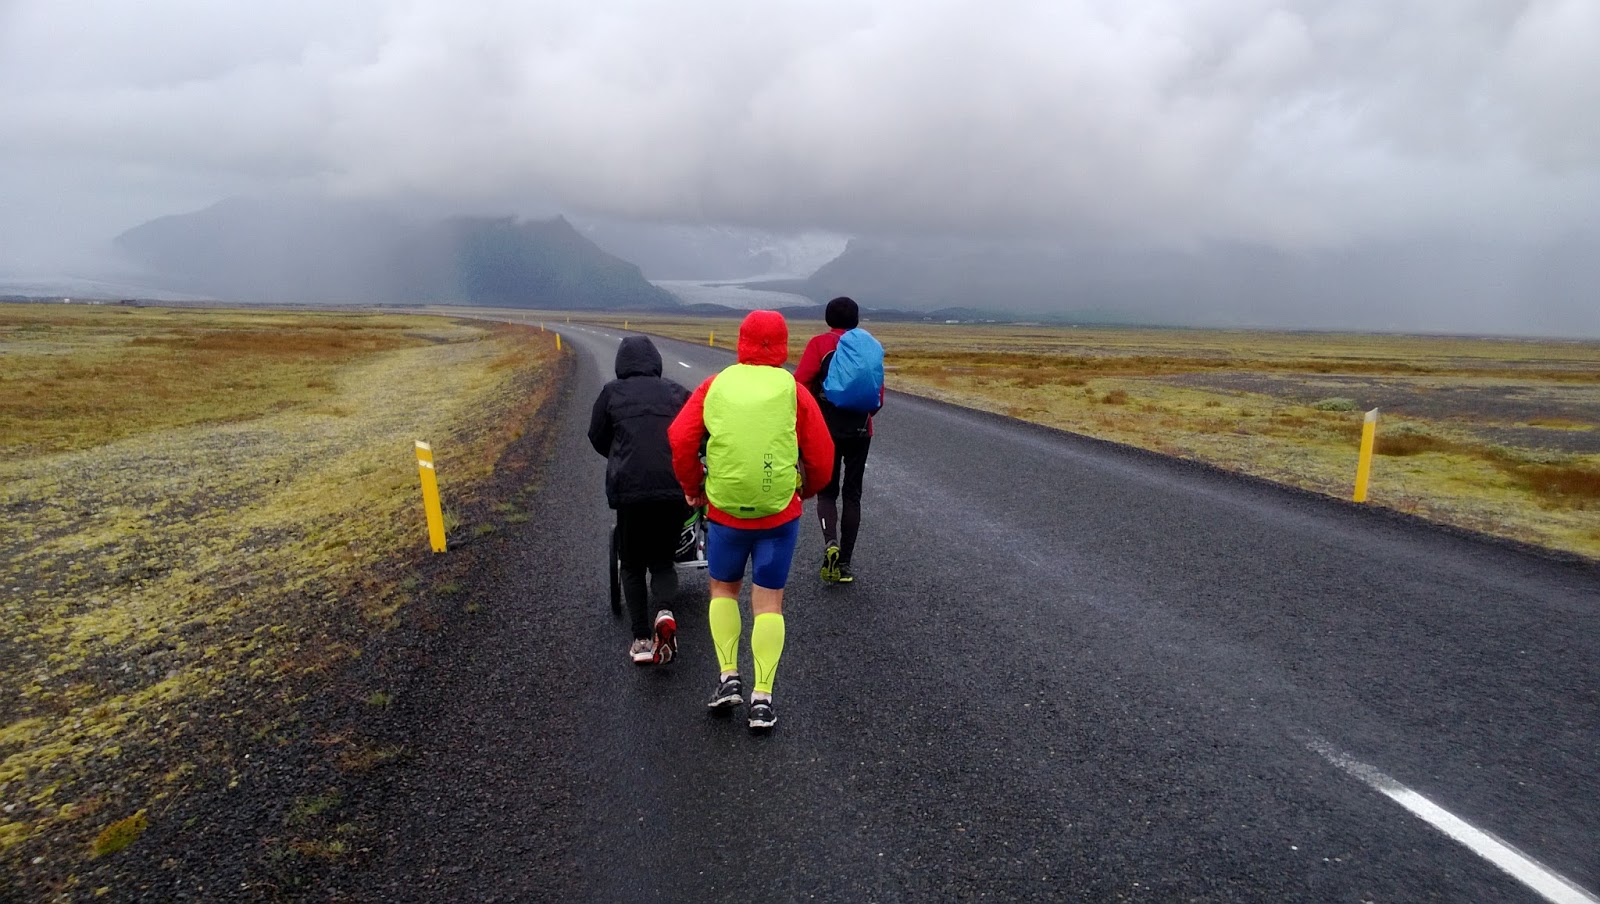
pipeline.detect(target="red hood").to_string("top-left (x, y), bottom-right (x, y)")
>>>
top-left (737, 310), bottom-right (789, 366)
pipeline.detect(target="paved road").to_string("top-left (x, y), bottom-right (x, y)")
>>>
top-left (356, 316), bottom-right (1599, 903)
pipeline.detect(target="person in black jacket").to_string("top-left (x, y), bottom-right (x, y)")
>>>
top-left (589, 336), bottom-right (693, 665)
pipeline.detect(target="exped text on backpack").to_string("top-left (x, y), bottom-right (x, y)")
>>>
top-left (822, 328), bottom-right (885, 413)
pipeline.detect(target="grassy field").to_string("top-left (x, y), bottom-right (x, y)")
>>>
top-left (0, 304), bottom-right (562, 893)
top-left (562, 311), bottom-right (1600, 560)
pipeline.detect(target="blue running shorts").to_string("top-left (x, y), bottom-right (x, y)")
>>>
top-left (706, 518), bottom-right (802, 589)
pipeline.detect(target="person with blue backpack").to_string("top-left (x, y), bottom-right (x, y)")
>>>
top-left (794, 296), bottom-right (885, 585)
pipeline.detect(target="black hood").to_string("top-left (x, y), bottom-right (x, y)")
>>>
top-left (614, 336), bottom-right (663, 378)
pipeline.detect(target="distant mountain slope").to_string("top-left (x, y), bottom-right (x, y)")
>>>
top-left (786, 233), bottom-right (1600, 335)
top-left (115, 198), bottom-right (676, 309)
top-left (797, 238), bottom-right (1083, 310)
top-left (423, 216), bottom-right (678, 309)
top-left (776, 237), bottom-right (1148, 323)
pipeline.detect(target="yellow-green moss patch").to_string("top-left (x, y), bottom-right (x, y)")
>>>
top-left (91, 811), bottom-right (147, 857)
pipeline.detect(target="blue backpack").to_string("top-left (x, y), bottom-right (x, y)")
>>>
top-left (822, 328), bottom-right (885, 413)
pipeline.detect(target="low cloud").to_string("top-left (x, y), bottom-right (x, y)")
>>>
top-left (2, 1), bottom-right (1597, 326)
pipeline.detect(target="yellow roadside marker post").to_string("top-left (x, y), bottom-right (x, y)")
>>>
top-left (624, 319), bottom-right (629, 330)
top-left (709, 331), bottom-right (715, 347)
top-left (556, 333), bottom-right (561, 351)
top-left (415, 441), bottom-right (447, 552)
top-left (1353, 408), bottom-right (1379, 502)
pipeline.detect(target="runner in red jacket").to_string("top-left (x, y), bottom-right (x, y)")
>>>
top-left (668, 310), bottom-right (834, 731)
top-left (793, 296), bottom-right (881, 584)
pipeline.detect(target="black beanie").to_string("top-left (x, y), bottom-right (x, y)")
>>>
top-left (825, 296), bottom-right (859, 329)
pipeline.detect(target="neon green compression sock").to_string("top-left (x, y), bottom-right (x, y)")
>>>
top-left (751, 612), bottom-right (786, 695)
top-left (708, 596), bottom-right (741, 675)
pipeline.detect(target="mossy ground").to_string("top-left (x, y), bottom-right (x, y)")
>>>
top-left (551, 311), bottom-right (1600, 560)
top-left (0, 304), bottom-right (561, 897)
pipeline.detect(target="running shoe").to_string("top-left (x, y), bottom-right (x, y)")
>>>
top-left (707, 675), bottom-right (743, 709)
top-left (748, 698), bottom-right (777, 731)
top-left (836, 562), bottom-right (855, 584)
top-left (820, 544), bottom-right (841, 583)
top-left (652, 610), bottom-right (677, 663)
top-left (629, 638), bottom-right (655, 664)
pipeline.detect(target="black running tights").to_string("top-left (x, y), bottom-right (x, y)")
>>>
top-left (816, 435), bottom-right (871, 563)
top-left (617, 501), bottom-right (686, 639)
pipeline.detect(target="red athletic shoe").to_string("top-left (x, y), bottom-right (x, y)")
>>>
top-left (652, 610), bottom-right (677, 664)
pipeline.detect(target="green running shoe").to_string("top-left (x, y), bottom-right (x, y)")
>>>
top-left (821, 544), bottom-right (841, 583)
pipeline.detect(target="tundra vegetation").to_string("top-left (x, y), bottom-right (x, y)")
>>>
top-left (0, 304), bottom-right (559, 895)
top-left (557, 311), bottom-right (1600, 560)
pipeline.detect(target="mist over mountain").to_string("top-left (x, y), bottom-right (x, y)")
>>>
top-left (577, 221), bottom-right (845, 280)
top-left (790, 233), bottom-right (1600, 335)
top-left (115, 198), bottom-right (677, 309)
top-left (96, 195), bottom-right (1600, 336)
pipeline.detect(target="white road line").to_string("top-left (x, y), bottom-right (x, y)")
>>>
top-left (1307, 736), bottom-right (1599, 904)
top-left (679, 361), bottom-right (691, 368)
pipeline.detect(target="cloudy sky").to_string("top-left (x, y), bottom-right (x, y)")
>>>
top-left (2, 1), bottom-right (1597, 328)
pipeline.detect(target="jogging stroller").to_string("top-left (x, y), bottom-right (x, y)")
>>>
top-left (608, 507), bottom-right (708, 616)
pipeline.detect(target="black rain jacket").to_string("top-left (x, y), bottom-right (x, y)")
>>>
top-left (588, 337), bottom-right (692, 508)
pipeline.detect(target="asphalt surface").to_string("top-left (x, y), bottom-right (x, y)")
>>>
top-left (353, 317), bottom-right (1600, 903)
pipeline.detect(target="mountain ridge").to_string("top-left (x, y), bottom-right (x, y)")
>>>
top-left (115, 198), bottom-right (677, 309)
top-left (765, 232), bottom-right (1600, 336)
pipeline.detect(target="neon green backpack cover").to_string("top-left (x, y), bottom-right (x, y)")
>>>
top-left (704, 364), bottom-right (799, 518)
